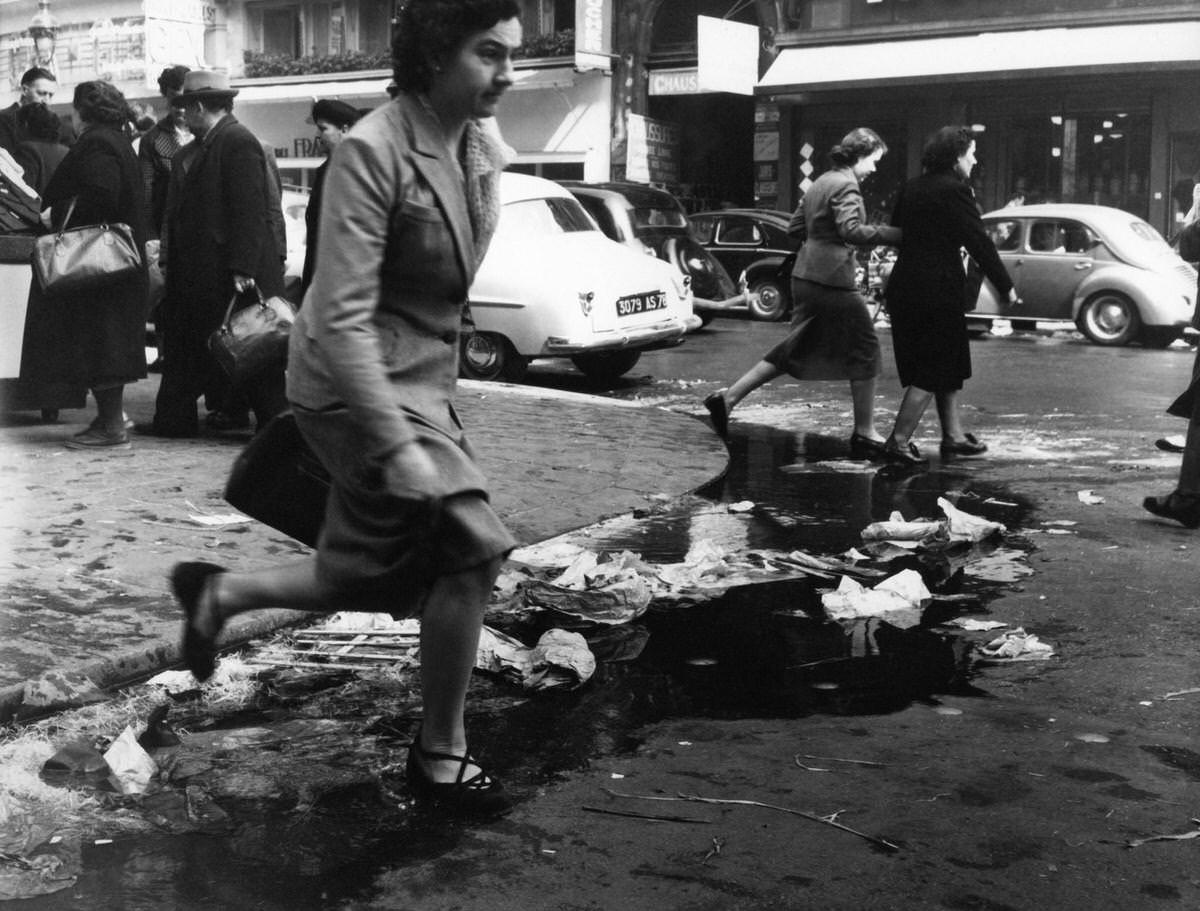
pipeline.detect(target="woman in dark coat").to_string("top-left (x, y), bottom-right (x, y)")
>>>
top-left (300, 98), bottom-right (361, 297)
top-left (22, 81), bottom-right (147, 449)
top-left (12, 102), bottom-right (68, 196)
top-left (881, 125), bottom-right (1017, 465)
top-left (170, 0), bottom-right (522, 818)
top-left (704, 128), bottom-right (901, 453)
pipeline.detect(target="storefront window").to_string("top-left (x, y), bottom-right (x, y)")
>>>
top-left (994, 109), bottom-right (1150, 219)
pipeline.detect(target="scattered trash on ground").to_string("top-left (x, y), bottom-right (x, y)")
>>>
top-left (476, 627), bottom-right (595, 690)
top-left (948, 618), bottom-right (1008, 632)
top-left (1121, 818), bottom-right (1200, 849)
top-left (820, 570), bottom-right (930, 629)
top-left (1077, 489), bottom-right (1105, 505)
top-left (977, 628), bottom-right (1055, 662)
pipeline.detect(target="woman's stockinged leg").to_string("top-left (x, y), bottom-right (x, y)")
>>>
top-left (724, 360), bottom-right (783, 410)
top-left (889, 386), bottom-right (934, 445)
top-left (92, 384), bottom-right (126, 435)
top-left (192, 559), bottom-right (326, 642)
top-left (417, 556), bottom-right (504, 783)
top-left (934, 390), bottom-right (965, 441)
top-left (850, 376), bottom-right (883, 440)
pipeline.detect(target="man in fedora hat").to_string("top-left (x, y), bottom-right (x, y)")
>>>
top-left (146, 69), bottom-right (286, 437)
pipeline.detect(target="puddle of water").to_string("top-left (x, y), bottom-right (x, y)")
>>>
top-left (26, 430), bottom-right (1039, 908)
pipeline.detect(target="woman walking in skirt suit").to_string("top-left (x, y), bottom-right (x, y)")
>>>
top-left (704, 128), bottom-right (900, 456)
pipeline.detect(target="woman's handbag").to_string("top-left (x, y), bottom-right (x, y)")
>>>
top-left (224, 411), bottom-right (330, 547)
top-left (31, 197), bottom-right (141, 294)
top-left (208, 288), bottom-right (297, 385)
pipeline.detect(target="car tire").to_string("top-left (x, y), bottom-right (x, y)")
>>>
top-left (460, 331), bottom-right (528, 383)
top-left (1077, 291), bottom-right (1140, 346)
top-left (748, 278), bottom-right (788, 321)
top-left (571, 350), bottom-right (642, 385)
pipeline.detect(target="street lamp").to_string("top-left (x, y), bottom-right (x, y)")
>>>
top-left (29, 0), bottom-right (58, 70)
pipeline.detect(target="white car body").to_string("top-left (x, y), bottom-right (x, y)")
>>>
top-left (465, 173), bottom-right (698, 381)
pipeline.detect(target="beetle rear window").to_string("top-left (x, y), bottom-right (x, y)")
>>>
top-left (631, 208), bottom-right (688, 231)
top-left (501, 197), bottom-right (597, 236)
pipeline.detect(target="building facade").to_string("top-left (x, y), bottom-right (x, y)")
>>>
top-left (755, 0), bottom-right (1200, 234)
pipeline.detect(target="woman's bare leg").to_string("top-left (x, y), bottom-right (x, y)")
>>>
top-left (934, 390), bottom-right (965, 441)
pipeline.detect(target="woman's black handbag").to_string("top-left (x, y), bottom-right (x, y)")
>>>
top-left (224, 412), bottom-right (330, 547)
top-left (31, 197), bottom-right (141, 294)
top-left (209, 289), bottom-right (296, 386)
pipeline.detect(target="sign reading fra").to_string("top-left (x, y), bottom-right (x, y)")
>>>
top-left (575, 0), bottom-right (612, 71)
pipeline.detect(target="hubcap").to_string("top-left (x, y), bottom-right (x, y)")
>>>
top-left (464, 334), bottom-right (498, 371)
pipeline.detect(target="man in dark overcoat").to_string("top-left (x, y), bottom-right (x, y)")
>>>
top-left (148, 70), bottom-right (284, 437)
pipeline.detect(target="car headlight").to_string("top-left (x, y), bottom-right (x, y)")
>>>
top-left (578, 291), bottom-right (595, 316)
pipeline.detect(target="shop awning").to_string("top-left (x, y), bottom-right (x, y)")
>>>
top-left (757, 21), bottom-right (1200, 94)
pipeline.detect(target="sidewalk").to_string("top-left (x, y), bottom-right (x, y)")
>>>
top-left (0, 377), bottom-right (728, 724)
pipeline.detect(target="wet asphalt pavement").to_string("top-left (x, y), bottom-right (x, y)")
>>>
top-left (11, 320), bottom-right (1200, 910)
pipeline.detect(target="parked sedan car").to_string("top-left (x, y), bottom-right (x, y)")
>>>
top-left (463, 173), bottom-right (698, 383)
top-left (970, 203), bottom-right (1198, 347)
top-left (559, 181), bottom-right (740, 324)
top-left (689, 208), bottom-right (795, 321)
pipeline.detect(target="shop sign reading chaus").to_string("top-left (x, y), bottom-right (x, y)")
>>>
top-left (575, 0), bottom-right (613, 71)
top-left (626, 114), bottom-right (679, 185)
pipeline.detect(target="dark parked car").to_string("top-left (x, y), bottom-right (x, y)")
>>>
top-left (559, 181), bottom-right (739, 324)
top-left (689, 209), bottom-right (795, 321)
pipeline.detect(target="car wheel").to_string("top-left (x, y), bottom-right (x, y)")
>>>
top-left (1077, 291), bottom-right (1140, 346)
top-left (571, 350), bottom-right (642, 385)
top-left (460, 331), bottom-right (528, 382)
top-left (748, 279), bottom-right (788, 321)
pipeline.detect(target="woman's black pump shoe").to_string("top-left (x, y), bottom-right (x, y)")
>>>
top-left (940, 433), bottom-right (988, 458)
top-left (883, 438), bottom-right (928, 467)
top-left (170, 562), bottom-right (226, 682)
top-left (406, 736), bottom-right (512, 818)
top-left (849, 433), bottom-right (887, 460)
top-left (703, 392), bottom-right (730, 439)
top-left (1142, 492), bottom-right (1200, 529)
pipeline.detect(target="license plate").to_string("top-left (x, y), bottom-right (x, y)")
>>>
top-left (615, 292), bottom-right (667, 317)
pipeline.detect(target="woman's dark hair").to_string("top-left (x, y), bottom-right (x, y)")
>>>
top-left (16, 102), bottom-right (60, 142)
top-left (828, 128), bottom-right (887, 167)
top-left (73, 80), bottom-right (133, 127)
top-left (157, 65), bottom-right (190, 96)
top-left (391, 0), bottom-right (521, 94)
top-left (921, 125), bottom-right (976, 174)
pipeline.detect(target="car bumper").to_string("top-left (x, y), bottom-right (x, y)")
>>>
top-left (542, 319), bottom-right (690, 355)
top-left (694, 291), bottom-right (752, 314)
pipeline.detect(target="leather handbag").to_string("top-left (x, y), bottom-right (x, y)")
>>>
top-left (208, 288), bottom-right (297, 385)
top-left (224, 411), bottom-right (330, 547)
top-left (31, 197), bottom-right (141, 294)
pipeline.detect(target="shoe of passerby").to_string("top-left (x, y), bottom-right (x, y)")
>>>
top-left (940, 433), bottom-right (988, 458)
top-left (205, 410), bottom-right (252, 433)
top-left (65, 427), bottom-right (131, 450)
top-left (1155, 437), bottom-right (1186, 454)
top-left (703, 392), bottom-right (729, 439)
top-left (1142, 492), bottom-right (1200, 529)
top-left (883, 437), bottom-right (927, 467)
top-left (849, 432), bottom-right (887, 460)
top-left (171, 562), bottom-right (227, 682)
top-left (406, 727), bottom-right (512, 819)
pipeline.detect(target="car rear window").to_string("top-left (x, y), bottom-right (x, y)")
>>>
top-left (502, 197), bottom-right (597, 236)
top-left (631, 207), bottom-right (688, 232)
top-left (1128, 220), bottom-right (1174, 253)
